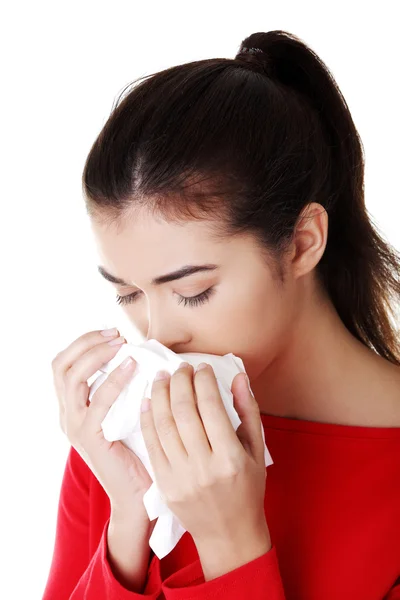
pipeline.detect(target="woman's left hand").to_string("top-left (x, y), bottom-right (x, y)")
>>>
top-left (139, 361), bottom-right (269, 547)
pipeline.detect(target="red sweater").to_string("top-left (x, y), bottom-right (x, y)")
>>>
top-left (42, 414), bottom-right (400, 599)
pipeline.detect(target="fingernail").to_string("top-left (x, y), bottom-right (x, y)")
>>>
top-left (177, 362), bottom-right (190, 370)
top-left (154, 370), bottom-right (170, 381)
top-left (120, 356), bottom-right (134, 369)
top-left (196, 362), bottom-right (208, 372)
top-left (101, 327), bottom-right (119, 337)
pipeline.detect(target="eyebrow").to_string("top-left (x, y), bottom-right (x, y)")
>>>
top-left (97, 264), bottom-right (219, 287)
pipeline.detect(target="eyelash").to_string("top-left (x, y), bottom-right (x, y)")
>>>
top-left (115, 287), bottom-right (216, 308)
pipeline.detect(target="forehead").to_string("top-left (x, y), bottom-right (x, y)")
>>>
top-left (90, 209), bottom-right (229, 285)
top-left (92, 208), bottom-right (225, 251)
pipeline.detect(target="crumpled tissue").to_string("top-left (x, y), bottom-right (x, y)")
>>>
top-left (88, 338), bottom-right (273, 559)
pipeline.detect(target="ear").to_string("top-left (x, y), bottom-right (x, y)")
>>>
top-left (290, 202), bottom-right (328, 278)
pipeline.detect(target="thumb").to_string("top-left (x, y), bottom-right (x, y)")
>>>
top-left (231, 373), bottom-right (264, 462)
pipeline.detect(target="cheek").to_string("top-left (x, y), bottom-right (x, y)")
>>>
top-left (216, 285), bottom-right (292, 377)
top-left (222, 280), bottom-right (284, 331)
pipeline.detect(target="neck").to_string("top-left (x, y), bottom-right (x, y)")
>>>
top-left (251, 292), bottom-right (378, 423)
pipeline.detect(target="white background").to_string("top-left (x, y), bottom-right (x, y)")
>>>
top-left (1, 1), bottom-right (399, 597)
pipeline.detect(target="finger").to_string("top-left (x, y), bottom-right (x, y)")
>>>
top-left (169, 364), bottom-right (213, 461)
top-left (231, 373), bottom-right (265, 464)
top-left (52, 328), bottom-right (123, 421)
top-left (140, 375), bottom-right (172, 477)
top-left (52, 328), bottom-right (122, 376)
top-left (63, 337), bottom-right (128, 424)
top-left (194, 364), bottom-right (242, 456)
top-left (85, 354), bottom-right (137, 435)
top-left (149, 367), bottom-right (192, 465)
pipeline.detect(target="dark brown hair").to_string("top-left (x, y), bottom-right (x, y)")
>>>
top-left (82, 30), bottom-right (400, 365)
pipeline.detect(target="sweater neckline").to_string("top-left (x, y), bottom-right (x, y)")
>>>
top-left (260, 412), bottom-right (400, 438)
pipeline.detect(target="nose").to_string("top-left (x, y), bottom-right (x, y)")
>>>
top-left (146, 310), bottom-right (189, 351)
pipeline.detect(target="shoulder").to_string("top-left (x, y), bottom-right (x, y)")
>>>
top-left (332, 350), bottom-right (400, 429)
top-left (361, 359), bottom-right (400, 428)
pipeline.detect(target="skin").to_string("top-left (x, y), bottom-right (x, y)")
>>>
top-left (91, 201), bottom-right (400, 428)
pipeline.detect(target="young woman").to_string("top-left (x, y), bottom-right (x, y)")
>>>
top-left (43, 30), bottom-right (400, 599)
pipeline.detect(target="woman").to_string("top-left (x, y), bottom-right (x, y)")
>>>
top-left (43, 30), bottom-right (400, 599)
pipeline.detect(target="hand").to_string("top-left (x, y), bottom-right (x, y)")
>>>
top-left (139, 362), bottom-right (268, 546)
top-left (51, 328), bottom-right (154, 514)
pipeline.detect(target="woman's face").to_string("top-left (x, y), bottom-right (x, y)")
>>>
top-left (91, 208), bottom-right (301, 382)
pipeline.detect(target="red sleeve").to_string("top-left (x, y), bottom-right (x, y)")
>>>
top-left (161, 544), bottom-right (286, 599)
top-left (161, 551), bottom-right (400, 600)
top-left (385, 580), bottom-right (400, 599)
top-left (42, 446), bottom-right (161, 599)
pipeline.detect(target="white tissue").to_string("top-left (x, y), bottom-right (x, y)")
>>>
top-left (88, 338), bottom-right (273, 559)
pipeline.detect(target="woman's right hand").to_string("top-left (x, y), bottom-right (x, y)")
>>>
top-left (51, 328), bottom-right (154, 515)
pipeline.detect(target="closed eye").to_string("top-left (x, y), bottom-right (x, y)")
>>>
top-left (115, 287), bottom-right (216, 308)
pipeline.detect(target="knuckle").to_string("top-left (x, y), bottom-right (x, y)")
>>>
top-left (51, 353), bottom-right (62, 370)
top-left (222, 458), bottom-right (242, 478)
top-left (174, 389), bottom-right (193, 403)
top-left (169, 490), bottom-right (186, 504)
top-left (196, 477), bottom-right (214, 494)
top-left (172, 398), bottom-right (194, 422)
top-left (64, 363), bottom-right (80, 386)
top-left (156, 413), bottom-right (175, 436)
top-left (140, 419), bottom-right (155, 440)
top-left (144, 439), bottom-right (159, 458)
top-left (205, 391), bottom-right (219, 404)
top-left (196, 468), bottom-right (214, 489)
top-left (100, 374), bottom-right (123, 394)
